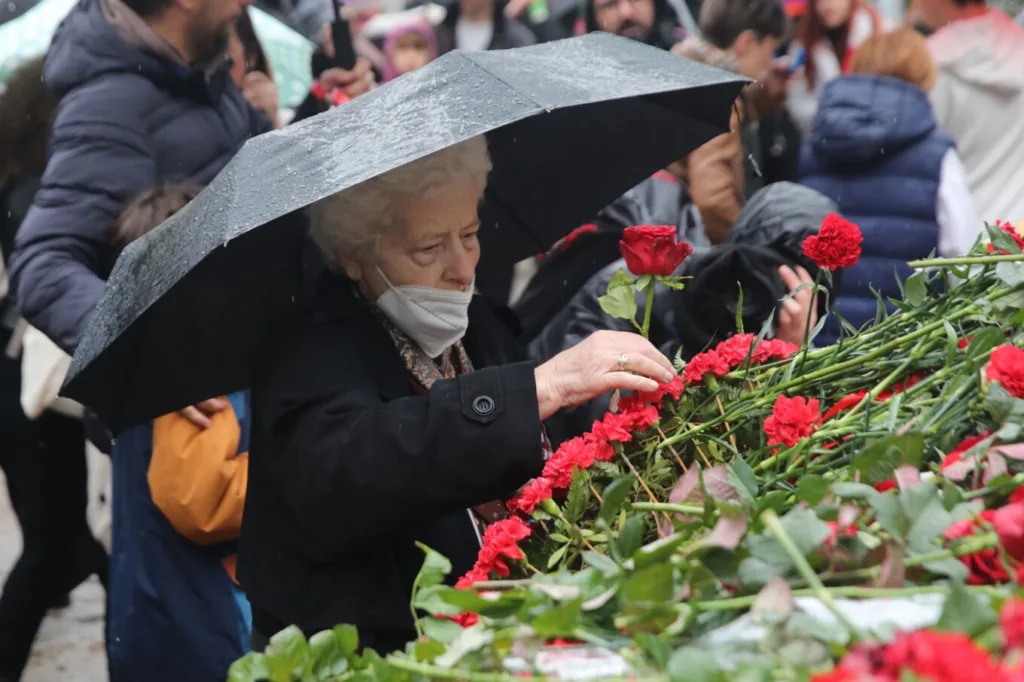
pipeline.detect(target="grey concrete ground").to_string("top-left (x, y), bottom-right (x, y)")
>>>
top-left (0, 473), bottom-right (107, 682)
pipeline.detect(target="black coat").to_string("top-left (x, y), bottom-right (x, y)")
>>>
top-left (237, 269), bottom-right (545, 648)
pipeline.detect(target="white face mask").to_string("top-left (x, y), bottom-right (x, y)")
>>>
top-left (374, 268), bottom-right (474, 358)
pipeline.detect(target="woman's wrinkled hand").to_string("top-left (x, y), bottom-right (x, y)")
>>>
top-left (534, 331), bottom-right (676, 420)
top-left (777, 265), bottom-right (818, 347)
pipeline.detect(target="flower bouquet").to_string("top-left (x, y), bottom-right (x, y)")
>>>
top-left (231, 219), bottom-right (1024, 682)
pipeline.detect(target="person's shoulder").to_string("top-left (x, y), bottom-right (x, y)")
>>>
top-left (54, 73), bottom-right (158, 131)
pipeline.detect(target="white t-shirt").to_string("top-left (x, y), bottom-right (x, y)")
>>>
top-left (936, 148), bottom-right (982, 258)
top-left (455, 18), bottom-right (494, 51)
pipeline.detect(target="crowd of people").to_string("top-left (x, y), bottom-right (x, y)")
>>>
top-left (0, 0), bottom-right (1021, 677)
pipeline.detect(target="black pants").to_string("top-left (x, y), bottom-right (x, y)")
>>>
top-left (0, 331), bottom-right (109, 680)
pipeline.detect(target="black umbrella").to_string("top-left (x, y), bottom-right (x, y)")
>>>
top-left (63, 32), bottom-right (745, 431)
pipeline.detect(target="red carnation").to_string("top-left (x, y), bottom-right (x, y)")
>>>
top-left (824, 391), bottom-right (868, 421)
top-left (542, 437), bottom-right (586, 489)
top-left (802, 214), bottom-right (863, 270)
top-left (753, 339), bottom-right (800, 364)
top-left (987, 220), bottom-right (1024, 255)
top-left (764, 395), bottom-right (822, 449)
top-left (683, 350), bottom-right (731, 384)
top-left (879, 630), bottom-right (1007, 682)
top-left (987, 345), bottom-right (1024, 399)
top-left (619, 225), bottom-right (693, 277)
top-left (944, 512), bottom-right (1011, 584)
top-left (715, 334), bottom-right (758, 368)
top-left (593, 411), bottom-right (636, 443)
top-left (476, 517), bottom-right (531, 578)
top-left (635, 376), bottom-right (685, 404)
top-left (508, 477), bottom-right (554, 516)
top-left (1002, 598), bottom-right (1024, 650)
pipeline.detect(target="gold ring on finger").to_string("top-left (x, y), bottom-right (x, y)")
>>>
top-left (617, 353), bottom-right (629, 371)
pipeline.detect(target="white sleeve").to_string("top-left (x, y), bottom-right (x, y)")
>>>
top-left (936, 148), bottom-right (982, 257)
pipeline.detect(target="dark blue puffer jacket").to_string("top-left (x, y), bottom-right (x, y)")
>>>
top-left (799, 75), bottom-right (952, 344)
top-left (9, 0), bottom-right (270, 354)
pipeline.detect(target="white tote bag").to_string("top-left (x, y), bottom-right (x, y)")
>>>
top-left (20, 324), bottom-right (83, 420)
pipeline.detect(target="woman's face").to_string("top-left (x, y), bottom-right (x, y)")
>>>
top-left (348, 180), bottom-right (481, 299)
top-left (391, 31), bottom-right (432, 76)
top-left (815, 0), bottom-right (853, 29)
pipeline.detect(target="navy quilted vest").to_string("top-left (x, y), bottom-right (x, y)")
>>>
top-left (798, 75), bottom-right (953, 345)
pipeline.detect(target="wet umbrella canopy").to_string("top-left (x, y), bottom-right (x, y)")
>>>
top-left (63, 32), bottom-right (746, 431)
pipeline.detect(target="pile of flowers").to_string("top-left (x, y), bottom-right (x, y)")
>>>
top-left (233, 218), bottom-right (1024, 682)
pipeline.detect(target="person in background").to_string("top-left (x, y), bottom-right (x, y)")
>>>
top-left (583, 0), bottom-right (683, 49)
top-left (0, 56), bottom-right (109, 682)
top-left (105, 184), bottom-right (254, 682)
top-left (382, 19), bottom-right (438, 81)
top-left (787, 0), bottom-right (883, 134)
top-left (798, 29), bottom-right (979, 344)
top-left (672, 0), bottom-right (789, 245)
top-left (434, 0), bottom-right (536, 53)
top-left (229, 9), bottom-right (281, 126)
top-left (918, 0), bottom-right (1024, 224)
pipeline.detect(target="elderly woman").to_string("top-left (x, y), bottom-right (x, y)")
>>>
top-left (237, 137), bottom-right (675, 653)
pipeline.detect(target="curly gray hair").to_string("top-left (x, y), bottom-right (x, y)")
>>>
top-left (308, 136), bottom-right (492, 265)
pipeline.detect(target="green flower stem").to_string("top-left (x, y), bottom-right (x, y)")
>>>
top-left (384, 657), bottom-right (643, 682)
top-left (908, 253), bottom-right (1024, 268)
top-left (796, 270), bottom-right (823, 375)
top-left (631, 502), bottom-right (705, 515)
top-left (640, 279), bottom-right (656, 340)
top-left (695, 584), bottom-right (1007, 612)
top-left (761, 509), bottom-right (869, 641)
top-left (963, 474), bottom-right (1024, 501)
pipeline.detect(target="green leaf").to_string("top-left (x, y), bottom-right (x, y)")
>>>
top-left (751, 577), bottom-right (794, 625)
top-left (582, 551), bottom-right (622, 575)
top-left (420, 617), bottom-right (465, 644)
top-left (936, 581), bottom-right (998, 636)
top-left (265, 625), bottom-right (311, 681)
top-left (941, 479), bottom-right (965, 511)
top-left (309, 630), bottom-right (349, 680)
top-left (735, 283), bottom-right (745, 334)
top-left (737, 556), bottom-right (790, 587)
top-left (727, 458), bottom-right (759, 506)
top-left (781, 507), bottom-right (832, 556)
top-left (599, 270), bottom-right (639, 323)
top-left (634, 632), bottom-right (672, 668)
top-left (228, 654), bottom-right (274, 682)
top-left (851, 433), bottom-right (925, 485)
top-left (988, 222), bottom-right (1023, 253)
top-left (868, 493), bottom-right (911, 540)
top-left (600, 476), bottom-right (635, 524)
top-left (564, 471), bottom-right (589, 524)
top-left (547, 545), bottom-right (568, 569)
top-left (621, 563), bottom-right (675, 603)
top-left (531, 598), bottom-right (584, 637)
top-left (667, 647), bottom-right (725, 682)
top-left (413, 638), bottom-right (447, 663)
top-left (996, 262), bottom-right (1024, 287)
top-left (637, 274), bottom-right (653, 291)
top-left (633, 532), bottom-right (688, 569)
top-left (433, 627), bottom-right (494, 669)
top-left (333, 625), bottom-right (359, 659)
top-left (797, 476), bottom-right (830, 506)
top-left (967, 327), bottom-right (1007, 362)
top-left (904, 271), bottom-right (928, 306)
top-left (413, 585), bottom-right (461, 616)
top-left (831, 482), bottom-right (880, 501)
top-left (616, 515), bottom-right (646, 559)
top-left (413, 543), bottom-right (452, 590)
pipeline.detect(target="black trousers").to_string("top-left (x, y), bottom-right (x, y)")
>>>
top-left (0, 330), bottom-right (109, 680)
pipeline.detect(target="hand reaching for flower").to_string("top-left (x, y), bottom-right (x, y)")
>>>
top-left (534, 331), bottom-right (676, 420)
top-left (776, 265), bottom-right (817, 347)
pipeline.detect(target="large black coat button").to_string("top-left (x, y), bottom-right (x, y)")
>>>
top-left (472, 395), bottom-right (496, 416)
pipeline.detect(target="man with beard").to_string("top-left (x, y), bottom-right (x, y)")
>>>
top-left (583, 0), bottom-right (689, 50)
top-left (8, 0), bottom-right (371, 360)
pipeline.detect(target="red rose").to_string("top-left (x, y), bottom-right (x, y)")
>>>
top-left (619, 225), bottom-right (693, 276)
top-left (987, 220), bottom-right (1024, 255)
top-left (944, 512), bottom-right (1011, 584)
top-left (802, 214), bottom-right (864, 270)
top-left (873, 480), bottom-right (896, 493)
top-left (764, 395), bottom-right (822, 448)
top-left (994, 503), bottom-right (1024, 561)
top-left (987, 345), bottom-right (1024, 399)
top-left (683, 349), bottom-right (731, 384)
top-left (1002, 598), bottom-right (1024, 650)
top-left (508, 477), bottom-right (554, 516)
